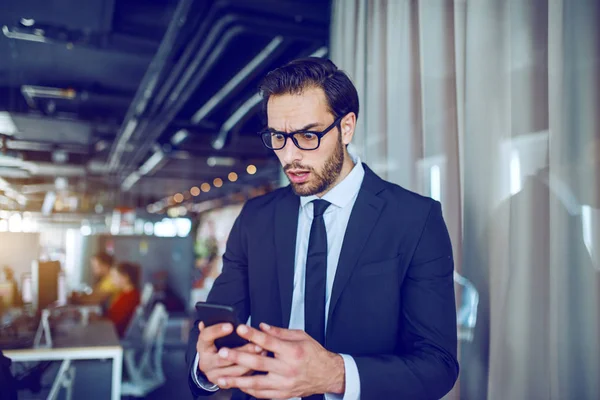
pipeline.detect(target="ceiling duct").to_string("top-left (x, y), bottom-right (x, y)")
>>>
top-left (111, 9), bottom-right (328, 179)
top-left (0, 112), bottom-right (17, 136)
top-left (211, 46), bottom-right (328, 150)
top-left (107, 0), bottom-right (195, 171)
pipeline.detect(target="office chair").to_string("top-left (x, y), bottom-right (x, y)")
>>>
top-left (121, 302), bottom-right (169, 397)
top-left (122, 283), bottom-right (154, 340)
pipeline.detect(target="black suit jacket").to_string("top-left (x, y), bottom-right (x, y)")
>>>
top-left (187, 165), bottom-right (459, 399)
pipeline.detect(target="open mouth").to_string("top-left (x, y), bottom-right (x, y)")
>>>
top-left (287, 170), bottom-right (310, 184)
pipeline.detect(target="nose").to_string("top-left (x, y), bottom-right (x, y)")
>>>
top-left (277, 137), bottom-right (302, 165)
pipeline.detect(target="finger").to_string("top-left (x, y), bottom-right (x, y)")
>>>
top-left (260, 323), bottom-right (307, 341)
top-left (197, 323), bottom-right (234, 352)
top-left (244, 390), bottom-right (290, 400)
top-left (206, 364), bottom-right (252, 381)
top-left (217, 373), bottom-right (279, 391)
top-left (237, 342), bottom-right (264, 354)
top-left (199, 351), bottom-right (236, 373)
top-left (218, 347), bottom-right (286, 374)
top-left (236, 324), bottom-right (289, 355)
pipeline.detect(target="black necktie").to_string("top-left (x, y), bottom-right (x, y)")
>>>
top-left (303, 200), bottom-right (330, 400)
top-left (305, 199), bottom-right (330, 342)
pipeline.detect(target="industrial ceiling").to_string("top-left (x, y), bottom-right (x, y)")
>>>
top-left (0, 0), bottom-right (331, 215)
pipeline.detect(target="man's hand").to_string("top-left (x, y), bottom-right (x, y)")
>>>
top-left (196, 322), bottom-right (264, 386)
top-left (216, 323), bottom-right (345, 399)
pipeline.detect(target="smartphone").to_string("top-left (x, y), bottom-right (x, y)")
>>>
top-left (195, 302), bottom-right (248, 349)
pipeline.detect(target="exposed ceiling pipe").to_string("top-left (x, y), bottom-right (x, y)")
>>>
top-left (153, 14), bottom-right (242, 118)
top-left (138, 147), bottom-right (167, 176)
top-left (0, 177), bottom-right (27, 206)
top-left (21, 86), bottom-right (76, 108)
top-left (0, 112), bottom-right (17, 136)
top-left (117, 14), bottom-right (328, 178)
top-left (1, 25), bottom-right (50, 44)
top-left (107, 0), bottom-right (195, 172)
top-left (189, 35), bottom-right (285, 125)
top-left (121, 171), bottom-right (141, 191)
top-left (213, 93), bottom-right (262, 150)
top-left (41, 191), bottom-right (56, 216)
top-left (159, 15), bottom-right (327, 116)
top-left (25, 163), bottom-right (86, 177)
top-left (116, 23), bottom-right (246, 176)
top-left (0, 139), bottom-right (88, 154)
top-left (109, 13), bottom-right (241, 176)
top-left (211, 46), bottom-right (329, 150)
top-left (150, 1), bottom-right (230, 115)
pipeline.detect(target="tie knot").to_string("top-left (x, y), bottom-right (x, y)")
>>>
top-left (312, 199), bottom-right (331, 217)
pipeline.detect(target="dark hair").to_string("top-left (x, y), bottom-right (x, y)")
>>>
top-left (258, 57), bottom-right (359, 123)
top-left (115, 262), bottom-right (141, 289)
top-left (94, 252), bottom-right (114, 268)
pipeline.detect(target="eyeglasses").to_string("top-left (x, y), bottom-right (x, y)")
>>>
top-left (258, 114), bottom-right (344, 151)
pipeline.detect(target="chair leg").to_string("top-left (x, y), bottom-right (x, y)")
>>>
top-left (47, 360), bottom-right (71, 400)
top-left (64, 365), bottom-right (76, 400)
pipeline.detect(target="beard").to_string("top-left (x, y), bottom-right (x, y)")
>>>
top-left (285, 135), bottom-right (345, 197)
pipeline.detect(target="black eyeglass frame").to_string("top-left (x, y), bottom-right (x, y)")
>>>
top-left (258, 114), bottom-right (345, 151)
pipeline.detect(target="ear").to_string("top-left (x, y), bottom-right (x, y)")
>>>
top-left (339, 112), bottom-right (356, 146)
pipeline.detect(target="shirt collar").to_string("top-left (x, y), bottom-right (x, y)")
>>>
top-left (300, 153), bottom-right (365, 210)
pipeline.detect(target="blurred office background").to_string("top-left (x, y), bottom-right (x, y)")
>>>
top-left (0, 0), bottom-right (598, 399)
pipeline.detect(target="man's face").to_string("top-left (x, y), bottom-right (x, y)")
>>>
top-left (267, 87), bottom-right (349, 197)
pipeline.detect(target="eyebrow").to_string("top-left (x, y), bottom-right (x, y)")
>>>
top-left (267, 122), bottom-right (322, 132)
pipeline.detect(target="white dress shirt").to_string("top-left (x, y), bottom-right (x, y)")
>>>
top-left (193, 156), bottom-right (365, 400)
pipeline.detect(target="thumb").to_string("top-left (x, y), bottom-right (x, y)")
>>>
top-left (260, 323), bottom-right (306, 341)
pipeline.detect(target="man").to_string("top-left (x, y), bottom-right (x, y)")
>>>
top-left (187, 58), bottom-right (458, 399)
top-left (71, 252), bottom-right (119, 309)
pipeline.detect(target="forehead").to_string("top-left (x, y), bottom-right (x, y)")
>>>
top-left (266, 87), bottom-right (331, 130)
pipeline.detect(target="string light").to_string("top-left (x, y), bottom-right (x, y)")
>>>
top-left (228, 172), bottom-right (238, 182)
top-left (190, 186), bottom-right (200, 196)
top-left (201, 183), bottom-right (211, 192)
top-left (246, 165), bottom-right (257, 175)
top-left (174, 193), bottom-right (184, 203)
top-left (213, 178), bottom-right (223, 188)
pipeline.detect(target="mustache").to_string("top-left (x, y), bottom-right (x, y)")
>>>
top-left (284, 163), bottom-right (313, 172)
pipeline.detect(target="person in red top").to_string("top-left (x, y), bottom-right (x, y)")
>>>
top-left (106, 262), bottom-right (141, 337)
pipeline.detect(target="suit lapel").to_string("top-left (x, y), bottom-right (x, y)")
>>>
top-left (327, 165), bottom-right (385, 329)
top-left (274, 187), bottom-right (300, 329)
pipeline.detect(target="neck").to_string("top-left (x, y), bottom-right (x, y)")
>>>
top-left (122, 284), bottom-right (135, 292)
top-left (316, 150), bottom-right (356, 197)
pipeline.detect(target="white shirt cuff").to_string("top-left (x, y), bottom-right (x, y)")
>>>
top-left (190, 352), bottom-right (220, 392)
top-left (325, 354), bottom-right (361, 400)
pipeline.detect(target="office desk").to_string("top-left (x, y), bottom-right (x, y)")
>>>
top-left (4, 320), bottom-right (123, 400)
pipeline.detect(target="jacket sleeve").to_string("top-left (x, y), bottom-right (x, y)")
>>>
top-left (354, 201), bottom-right (459, 399)
top-left (186, 204), bottom-right (251, 398)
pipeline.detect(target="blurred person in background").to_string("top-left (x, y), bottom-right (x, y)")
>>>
top-left (187, 58), bottom-right (458, 400)
top-left (71, 252), bottom-right (119, 309)
top-left (106, 262), bottom-right (141, 337)
top-left (0, 266), bottom-right (21, 307)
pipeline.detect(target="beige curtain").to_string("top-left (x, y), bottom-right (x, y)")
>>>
top-left (331, 0), bottom-right (600, 399)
